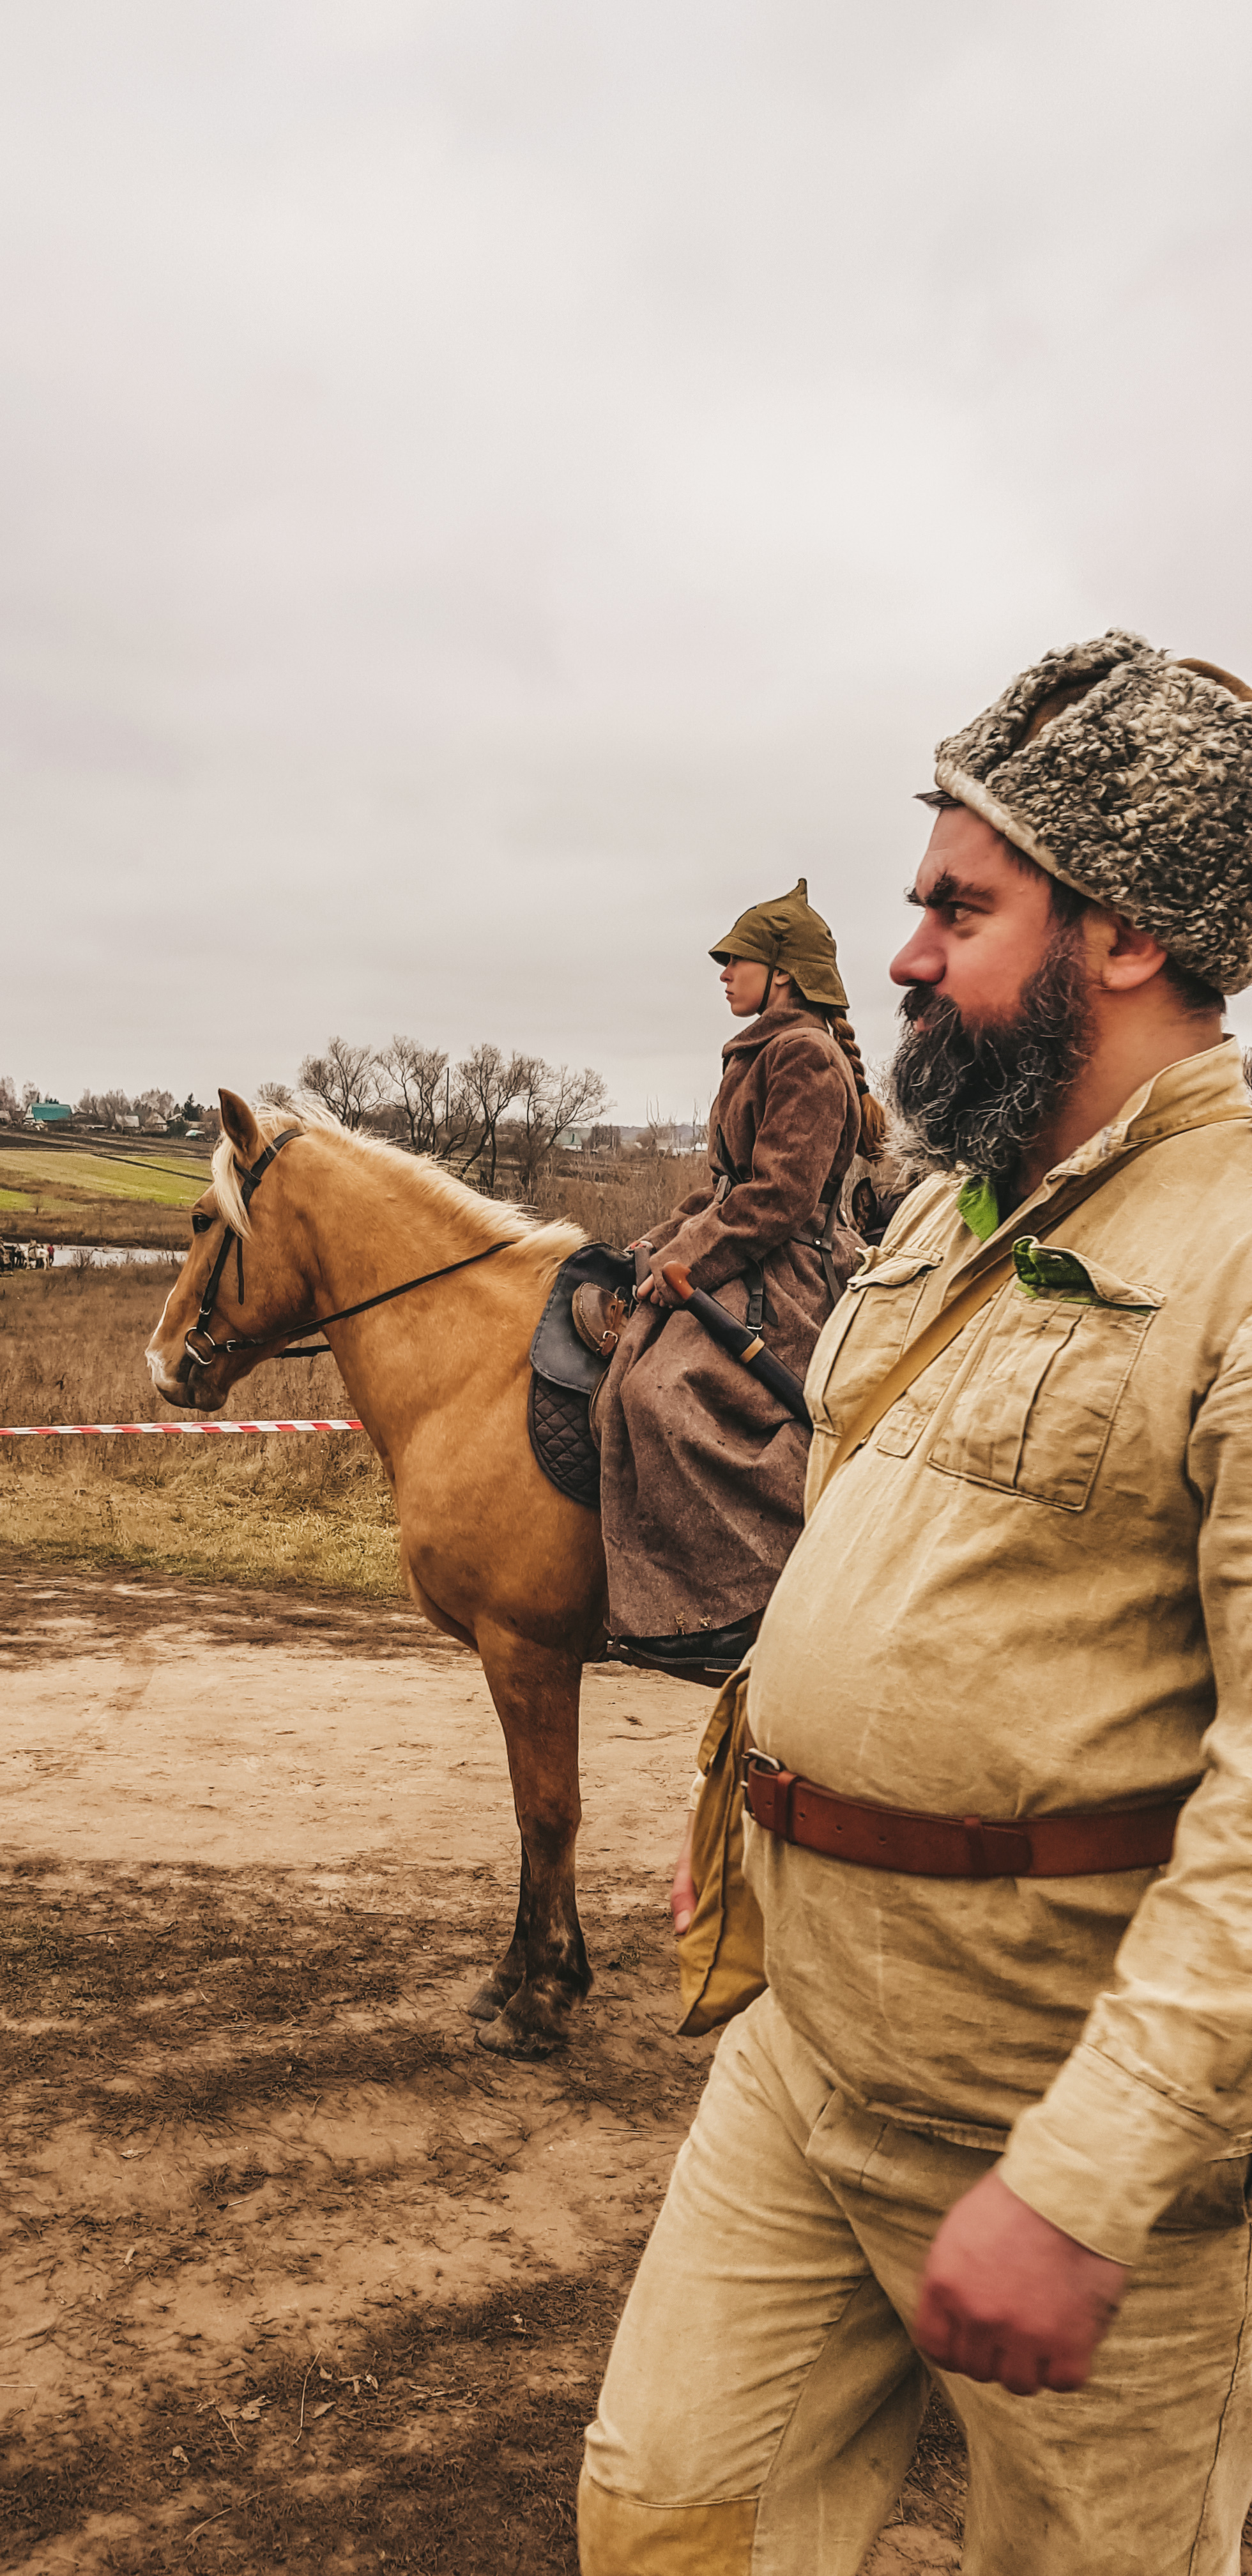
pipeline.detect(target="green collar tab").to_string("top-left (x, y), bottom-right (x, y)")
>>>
top-left (956, 1174), bottom-right (1000, 1242)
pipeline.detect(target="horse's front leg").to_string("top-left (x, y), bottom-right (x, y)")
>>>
top-left (473, 1629), bottom-right (592, 2057)
top-left (467, 1841), bottom-right (531, 2023)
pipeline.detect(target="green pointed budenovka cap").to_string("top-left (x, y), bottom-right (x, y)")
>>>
top-left (710, 877), bottom-right (848, 1010)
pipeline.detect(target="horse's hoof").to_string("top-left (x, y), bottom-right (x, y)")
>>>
top-left (475, 2016), bottom-right (561, 2061)
top-left (467, 1977), bottom-right (510, 2022)
top-left (473, 1984), bottom-right (574, 2058)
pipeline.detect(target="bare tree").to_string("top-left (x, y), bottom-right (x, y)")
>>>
top-left (298, 1037), bottom-right (381, 1130)
top-left (257, 1080), bottom-right (295, 1110)
top-left (512, 1057), bottom-right (612, 1195)
top-left (75, 1087), bottom-right (133, 1126)
top-left (376, 1038), bottom-right (449, 1155)
top-left (639, 1098), bottom-right (679, 1156)
top-left (439, 1073), bottom-right (487, 1173)
top-left (451, 1042), bottom-right (525, 1192)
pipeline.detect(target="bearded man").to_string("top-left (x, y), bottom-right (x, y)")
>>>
top-left (578, 632), bottom-right (1252, 2575)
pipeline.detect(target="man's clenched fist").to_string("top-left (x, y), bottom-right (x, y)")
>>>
top-left (913, 2169), bottom-right (1127, 2397)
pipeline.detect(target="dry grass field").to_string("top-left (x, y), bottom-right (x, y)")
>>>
top-left (0, 1202), bottom-right (192, 1250)
top-left (529, 1151), bottom-right (706, 1244)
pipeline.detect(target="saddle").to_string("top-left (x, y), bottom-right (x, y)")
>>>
top-left (528, 1244), bottom-right (636, 1512)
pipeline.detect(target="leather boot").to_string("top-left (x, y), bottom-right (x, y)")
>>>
top-left (605, 1614), bottom-right (763, 1685)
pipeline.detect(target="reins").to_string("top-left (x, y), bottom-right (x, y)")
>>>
top-left (184, 1128), bottom-right (512, 1374)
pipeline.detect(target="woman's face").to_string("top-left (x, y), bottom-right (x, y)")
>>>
top-left (719, 956), bottom-right (788, 1016)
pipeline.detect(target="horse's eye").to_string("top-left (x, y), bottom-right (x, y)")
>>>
top-left (192, 1209), bottom-right (212, 1236)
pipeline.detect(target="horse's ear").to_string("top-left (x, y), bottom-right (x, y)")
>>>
top-left (218, 1089), bottom-right (262, 1162)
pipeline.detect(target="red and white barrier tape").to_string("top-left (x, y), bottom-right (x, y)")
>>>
top-left (1, 1418), bottom-right (365, 1439)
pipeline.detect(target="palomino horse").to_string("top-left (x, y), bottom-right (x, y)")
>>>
top-left (144, 1090), bottom-right (611, 2057)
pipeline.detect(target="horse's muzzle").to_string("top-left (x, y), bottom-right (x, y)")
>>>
top-left (144, 1341), bottom-right (224, 1411)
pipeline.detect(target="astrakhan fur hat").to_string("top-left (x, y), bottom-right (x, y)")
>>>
top-left (934, 629), bottom-right (1252, 993)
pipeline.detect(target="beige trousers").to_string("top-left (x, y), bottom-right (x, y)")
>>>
top-left (579, 1992), bottom-right (1252, 2575)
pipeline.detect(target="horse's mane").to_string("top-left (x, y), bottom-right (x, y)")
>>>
top-left (211, 1106), bottom-right (585, 1273)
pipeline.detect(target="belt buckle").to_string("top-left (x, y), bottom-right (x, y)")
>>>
top-left (742, 1748), bottom-right (782, 1790)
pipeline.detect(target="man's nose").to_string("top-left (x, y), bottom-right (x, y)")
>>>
top-left (889, 921), bottom-right (943, 989)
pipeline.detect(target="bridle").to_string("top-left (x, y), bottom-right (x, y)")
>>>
top-left (184, 1128), bottom-right (510, 1376)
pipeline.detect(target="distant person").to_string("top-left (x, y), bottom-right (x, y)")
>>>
top-left (597, 878), bottom-right (884, 1676)
top-left (580, 634), bottom-right (1252, 2574)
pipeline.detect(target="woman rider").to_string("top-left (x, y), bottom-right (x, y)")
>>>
top-left (600, 878), bottom-right (884, 1676)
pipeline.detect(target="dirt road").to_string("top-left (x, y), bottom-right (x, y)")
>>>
top-left (3, 1570), bottom-right (964, 2573)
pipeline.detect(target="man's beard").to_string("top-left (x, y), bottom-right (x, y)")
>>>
top-left (888, 932), bottom-right (1096, 1189)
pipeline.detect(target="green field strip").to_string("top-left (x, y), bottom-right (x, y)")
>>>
top-left (0, 1153), bottom-right (202, 1207)
top-left (2, 1142), bottom-right (210, 1183)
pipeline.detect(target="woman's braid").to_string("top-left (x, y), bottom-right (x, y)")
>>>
top-left (831, 1012), bottom-right (887, 1158)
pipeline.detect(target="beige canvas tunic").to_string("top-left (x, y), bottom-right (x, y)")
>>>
top-left (600, 1000), bottom-right (861, 1637)
top-left (745, 1038), bottom-right (1252, 2266)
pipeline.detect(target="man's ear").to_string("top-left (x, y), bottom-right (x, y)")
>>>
top-left (218, 1088), bottom-right (263, 1161)
top-left (1089, 910), bottom-right (1170, 995)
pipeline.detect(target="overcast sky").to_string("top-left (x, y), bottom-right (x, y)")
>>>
top-left (5, 0), bottom-right (1252, 1124)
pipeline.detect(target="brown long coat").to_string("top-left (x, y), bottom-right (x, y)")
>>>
top-left (601, 999), bottom-right (863, 1637)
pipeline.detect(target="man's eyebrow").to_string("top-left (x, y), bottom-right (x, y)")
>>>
top-left (905, 870), bottom-right (991, 912)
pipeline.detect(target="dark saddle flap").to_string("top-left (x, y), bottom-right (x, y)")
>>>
top-left (530, 1243), bottom-right (636, 1393)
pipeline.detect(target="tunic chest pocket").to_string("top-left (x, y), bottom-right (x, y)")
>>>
top-left (808, 1248), bottom-right (942, 1443)
top-left (926, 1243), bottom-right (1162, 1512)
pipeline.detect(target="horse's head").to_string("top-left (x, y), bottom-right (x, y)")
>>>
top-left (145, 1089), bottom-right (317, 1412)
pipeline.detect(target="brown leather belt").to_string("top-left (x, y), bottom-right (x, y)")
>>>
top-left (742, 1751), bottom-right (1195, 1879)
